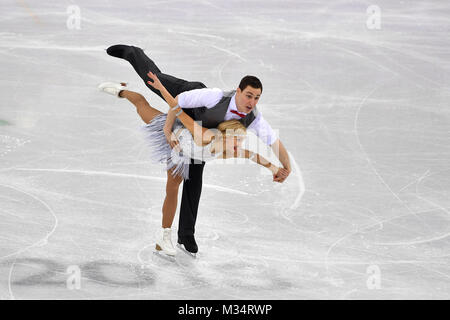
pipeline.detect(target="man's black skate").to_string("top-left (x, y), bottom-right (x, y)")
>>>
top-left (177, 235), bottom-right (198, 257)
top-left (106, 44), bottom-right (134, 60)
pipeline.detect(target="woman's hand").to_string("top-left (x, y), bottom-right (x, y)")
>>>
top-left (269, 164), bottom-right (279, 176)
top-left (273, 167), bottom-right (290, 183)
top-left (147, 71), bottom-right (164, 91)
top-left (163, 126), bottom-right (180, 151)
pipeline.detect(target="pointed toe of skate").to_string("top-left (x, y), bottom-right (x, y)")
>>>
top-left (106, 44), bottom-right (132, 59)
top-left (98, 82), bottom-right (127, 97)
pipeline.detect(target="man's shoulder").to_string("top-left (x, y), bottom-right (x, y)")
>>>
top-left (222, 89), bottom-right (236, 98)
top-left (179, 87), bottom-right (226, 108)
top-left (183, 87), bottom-right (223, 96)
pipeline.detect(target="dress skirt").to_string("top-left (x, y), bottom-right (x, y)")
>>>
top-left (140, 113), bottom-right (191, 180)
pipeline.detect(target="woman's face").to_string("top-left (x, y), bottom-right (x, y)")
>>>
top-left (222, 132), bottom-right (245, 154)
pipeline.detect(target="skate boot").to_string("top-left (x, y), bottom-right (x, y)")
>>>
top-left (155, 228), bottom-right (176, 256)
top-left (177, 235), bottom-right (198, 257)
top-left (106, 44), bottom-right (134, 59)
top-left (98, 82), bottom-right (127, 98)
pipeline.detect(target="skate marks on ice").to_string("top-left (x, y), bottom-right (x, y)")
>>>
top-left (0, 183), bottom-right (59, 300)
top-left (0, 135), bottom-right (30, 158)
top-left (352, 85), bottom-right (450, 244)
top-left (371, 169), bottom-right (450, 247)
top-left (0, 184), bottom-right (58, 261)
top-left (316, 80), bottom-right (450, 295)
top-left (136, 233), bottom-right (294, 298)
top-left (11, 167), bottom-right (250, 196)
top-left (135, 244), bottom-right (221, 299)
top-left (0, 257), bottom-right (156, 299)
top-left (272, 151), bottom-right (306, 224)
top-left (137, 242), bottom-right (176, 266)
top-left (203, 254), bottom-right (293, 296)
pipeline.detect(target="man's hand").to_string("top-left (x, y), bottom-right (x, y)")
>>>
top-left (273, 167), bottom-right (291, 183)
top-left (270, 139), bottom-right (291, 183)
top-left (147, 71), bottom-right (164, 91)
top-left (163, 127), bottom-right (180, 151)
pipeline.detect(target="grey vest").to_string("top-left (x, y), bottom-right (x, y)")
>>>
top-left (190, 90), bottom-right (257, 129)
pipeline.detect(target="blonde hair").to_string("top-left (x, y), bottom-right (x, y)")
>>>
top-left (217, 120), bottom-right (246, 136)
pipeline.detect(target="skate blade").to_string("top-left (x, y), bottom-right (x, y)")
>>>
top-left (153, 250), bottom-right (176, 262)
top-left (153, 244), bottom-right (176, 261)
top-left (176, 243), bottom-right (197, 258)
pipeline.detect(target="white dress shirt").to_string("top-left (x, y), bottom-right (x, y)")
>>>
top-left (178, 88), bottom-right (277, 146)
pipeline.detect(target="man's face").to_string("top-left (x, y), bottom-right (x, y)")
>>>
top-left (235, 86), bottom-right (261, 114)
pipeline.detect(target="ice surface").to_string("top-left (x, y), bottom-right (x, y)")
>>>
top-left (0, 0), bottom-right (449, 299)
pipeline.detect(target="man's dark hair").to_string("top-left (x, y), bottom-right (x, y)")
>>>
top-left (238, 75), bottom-right (263, 93)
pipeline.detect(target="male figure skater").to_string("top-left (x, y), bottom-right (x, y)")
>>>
top-left (106, 44), bottom-right (291, 255)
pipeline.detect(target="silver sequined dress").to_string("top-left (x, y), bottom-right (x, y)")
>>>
top-left (140, 114), bottom-right (220, 180)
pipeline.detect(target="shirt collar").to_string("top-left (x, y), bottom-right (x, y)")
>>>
top-left (229, 93), bottom-right (247, 115)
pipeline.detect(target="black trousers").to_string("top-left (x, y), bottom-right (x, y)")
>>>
top-left (107, 45), bottom-right (206, 238)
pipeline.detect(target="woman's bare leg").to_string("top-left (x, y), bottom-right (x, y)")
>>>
top-left (162, 169), bottom-right (183, 228)
top-left (119, 90), bottom-right (162, 124)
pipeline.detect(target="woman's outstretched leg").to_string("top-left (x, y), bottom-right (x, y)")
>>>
top-left (119, 89), bottom-right (162, 124)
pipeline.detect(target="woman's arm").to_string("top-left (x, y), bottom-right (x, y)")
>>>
top-left (220, 148), bottom-right (279, 175)
top-left (147, 72), bottom-right (177, 108)
top-left (163, 104), bottom-right (180, 150)
top-left (175, 110), bottom-right (216, 146)
top-left (163, 96), bottom-right (178, 131)
top-left (147, 72), bottom-right (215, 146)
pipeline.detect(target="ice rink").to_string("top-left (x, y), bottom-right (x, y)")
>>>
top-left (1, 0), bottom-right (449, 299)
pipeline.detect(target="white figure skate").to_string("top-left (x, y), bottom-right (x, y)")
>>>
top-left (155, 228), bottom-right (177, 256)
top-left (98, 82), bottom-right (127, 98)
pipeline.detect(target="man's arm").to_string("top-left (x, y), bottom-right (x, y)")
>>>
top-left (270, 139), bottom-right (291, 183)
top-left (248, 114), bottom-right (291, 182)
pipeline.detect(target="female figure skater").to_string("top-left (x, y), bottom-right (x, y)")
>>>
top-left (98, 73), bottom-right (281, 256)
